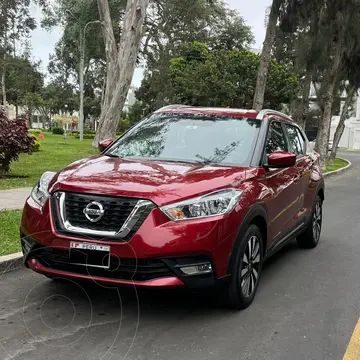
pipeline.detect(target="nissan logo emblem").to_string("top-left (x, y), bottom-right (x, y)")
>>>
top-left (83, 201), bottom-right (105, 223)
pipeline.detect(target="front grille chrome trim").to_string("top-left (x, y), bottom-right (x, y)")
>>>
top-left (56, 192), bottom-right (153, 239)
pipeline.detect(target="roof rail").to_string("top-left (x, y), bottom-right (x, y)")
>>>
top-left (256, 109), bottom-right (293, 121)
top-left (156, 104), bottom-right (191, 112)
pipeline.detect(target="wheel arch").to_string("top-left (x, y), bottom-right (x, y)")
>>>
top-left (227, 204), bottom-right (269, 276)
top-left (317, 187), bottom-right (325, 202)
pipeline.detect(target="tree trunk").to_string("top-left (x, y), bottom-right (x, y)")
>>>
top-left (252, 0), bottom-right (281, 111)
top-left (100, 74), bottom-right (106, 110)
top-left (93, 0), bottom-right (122, 146)
top-left (1, 44), bottom-right (7, 110)
top-left (28, 114), bottom-right (33, 128)
top-left (1, 0), bottom-right (8, 109)
top-left (1, 53), bottom-right (6, 107)
top-left (299, 72), bottom-right (312, 129)
top-left (93, 0), bottom-right (149, 146)
top-left (290, 72), bottom-right (312, 129)
top-left (328, 85), bottom-right (356, 163)
top-left (315, 35), bottom-right (344, 170)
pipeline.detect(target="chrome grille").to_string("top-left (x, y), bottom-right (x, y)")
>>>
top-left (64, 193), bottom-right (137, 232)
top-left (51, 191), bottom-right (155, 241)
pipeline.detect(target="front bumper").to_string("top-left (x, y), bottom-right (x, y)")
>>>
top-left (21, 234), bottom-right (224, 288)
top-left (27, 257), bottom-right (184, 288)
top-left (21, 194), bottom-right (245, 288)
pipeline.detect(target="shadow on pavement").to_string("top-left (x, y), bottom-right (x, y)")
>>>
top-left (41, 239), bottom-right (303, 315)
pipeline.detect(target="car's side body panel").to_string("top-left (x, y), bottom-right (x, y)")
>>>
top-left (243, 111), bottom-right (323, 255)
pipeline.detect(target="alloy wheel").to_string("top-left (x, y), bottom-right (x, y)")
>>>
top-left (240, 235), bottom-right (261, 297)
top-left (313, 201), bottom-right (322, 243)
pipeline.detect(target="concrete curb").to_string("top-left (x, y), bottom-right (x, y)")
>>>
top-left (0, 252), bottom-right (23, 275)
top-left (324, 157), bottom-right (352, 178)
top-left (0, 156), bottom-right (353, 275)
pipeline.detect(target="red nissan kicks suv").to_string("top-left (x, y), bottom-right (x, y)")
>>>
top-left (21, 106), bottom-right (324, 309)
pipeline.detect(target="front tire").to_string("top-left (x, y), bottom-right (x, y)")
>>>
top-left (297, 195), bottom-right (323, 249)
top-left (223, 224), bottom-right (264, 310)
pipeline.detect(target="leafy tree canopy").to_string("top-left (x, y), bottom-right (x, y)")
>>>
top-left (43, 0), bottom-right (253, 121)
top-left (5, 55), bottom-right (43, 107)
top-left (137, 43), bottom-right (300, 112)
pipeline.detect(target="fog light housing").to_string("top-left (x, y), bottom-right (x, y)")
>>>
top-left (180, 263), bottom-right (213, 276)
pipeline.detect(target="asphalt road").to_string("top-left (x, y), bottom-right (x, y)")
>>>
top-left (1, 153), bottom-right (360, 360)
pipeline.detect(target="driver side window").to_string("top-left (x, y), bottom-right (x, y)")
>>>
top-left (266, 121), bottom-right (288, 156)
top-left (284, 124), bottom-right (305, 157)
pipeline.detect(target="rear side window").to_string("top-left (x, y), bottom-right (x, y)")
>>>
top-left (285, 124), bottom-right (305, 156)
top-left (265, 121), bottom-right (288, 155)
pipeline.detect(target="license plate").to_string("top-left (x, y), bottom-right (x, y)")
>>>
top-left (69, 241), bottom-right (110, 269)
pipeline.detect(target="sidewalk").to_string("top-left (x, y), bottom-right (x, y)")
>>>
top-left (0, 188), bottom-right (32, 211)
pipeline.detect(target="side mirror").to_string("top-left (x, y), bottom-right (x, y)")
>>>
top-left (266, 151), bottom-right (296, 168)
top-left (98, 139), bottom-right (113, 152)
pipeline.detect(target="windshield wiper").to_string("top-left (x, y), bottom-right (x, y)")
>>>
top-left (104, 153), bottom-right (120, 158)
top-left (195, 155), bottom-right (217, 165)
top-left (195, 159), bottom-right (214, 165)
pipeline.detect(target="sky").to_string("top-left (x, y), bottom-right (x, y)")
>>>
top-left (29, 0), bottom-right (271, 86)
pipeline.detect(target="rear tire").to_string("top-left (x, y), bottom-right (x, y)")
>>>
top-left (223, 224), bottom-right (264, 310)
top-left (297, 195), bottom-right (323, 249)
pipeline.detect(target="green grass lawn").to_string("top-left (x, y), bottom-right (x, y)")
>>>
top-left (324, 157), bottom-right (348, 174)
top-left (0, 210), bottom-right (22, 256)
top-left (0, 133), bottom-right (98, 190)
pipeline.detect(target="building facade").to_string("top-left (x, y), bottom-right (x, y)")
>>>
top-left (330, 94), bottom-right (360, 150)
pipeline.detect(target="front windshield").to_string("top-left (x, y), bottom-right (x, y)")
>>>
top-left (105, 113), bottom-right (261, 166)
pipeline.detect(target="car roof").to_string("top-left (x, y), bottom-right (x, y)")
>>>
top-left (155, 105), bottom-right (259, 119)
top-left (155, 105), bottom-right (295, 123)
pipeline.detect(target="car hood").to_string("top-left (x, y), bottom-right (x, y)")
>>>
top-left (50, 155), bottom-right (250, 206)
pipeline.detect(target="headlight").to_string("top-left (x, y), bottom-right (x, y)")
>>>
top-left (160, 189), bottom-right (243, 221)
top-left (31, 171), bottom-right (57, 206)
